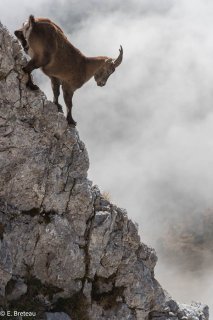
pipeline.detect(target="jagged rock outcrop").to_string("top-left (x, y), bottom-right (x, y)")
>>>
top-left (0, 23), bottom-right (209, 320)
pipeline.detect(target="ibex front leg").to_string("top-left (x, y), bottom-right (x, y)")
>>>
top-left (22, 58), bottom-right (41, 90)
top-left (62, 82), bottom-right (75, 126)
top-left (14, 30), bottom-right (39, 91)
top-left (23, 53), bottom-right (50, 91)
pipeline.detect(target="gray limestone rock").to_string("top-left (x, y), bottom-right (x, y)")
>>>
top-left (0, 23), bottom-right (209, 320)
top-left (6, 278), bottom-right (27, 301)
top-left (45, 312), bottom-right (72, 320)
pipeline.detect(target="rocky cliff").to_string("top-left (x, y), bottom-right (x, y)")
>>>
top-left (0, 23), bottom-right (209, 320)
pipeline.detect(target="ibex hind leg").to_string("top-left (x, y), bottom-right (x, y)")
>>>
top-left (66, 101), bottom-right (76, 126)
top-left (62, 83), bottom-right (76, 126)
top-left (67, 112), bottom-right (77, 126)
top-left (50, 77), bottom-right (63, 113)
top-left (26, 74), bottom-right (39, 91)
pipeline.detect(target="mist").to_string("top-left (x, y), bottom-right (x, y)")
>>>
top-left (1, 0), bottom-right (213, 317)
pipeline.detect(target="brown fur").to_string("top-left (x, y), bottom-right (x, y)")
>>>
top-left (15, 15), bottom-right (123, 125)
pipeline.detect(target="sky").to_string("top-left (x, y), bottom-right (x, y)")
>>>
top-left (1, 0), bottom-right (213, 317)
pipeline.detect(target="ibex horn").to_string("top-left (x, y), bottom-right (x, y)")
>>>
top-left (114, 45), bottom-right (123, 68)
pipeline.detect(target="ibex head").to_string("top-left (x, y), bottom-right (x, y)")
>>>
top-left (14, 29), bottom-right (28, 52)
top-left (14, 15), bottom-right (35, 53)
top-left (94, 46), bottom-right (123, 87)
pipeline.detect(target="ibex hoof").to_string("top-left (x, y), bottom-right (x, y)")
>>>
top-left (67, 118), bottom-right (77, 126)
top-left (27, 82), bottom-right (39, 91)
top-left (69, 122), bottom-right (77, 127)
top-left (22, 66), bottom-right (28, 73)
top-left (57, 104), bottom-right (63, 113)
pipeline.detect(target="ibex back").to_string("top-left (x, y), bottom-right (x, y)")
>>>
top-left (14, 15), bottom-right (123, 126)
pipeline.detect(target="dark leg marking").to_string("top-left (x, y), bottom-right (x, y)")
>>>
top-left (62, 84), bottom-right (75, 126)
top-left (51, 77), bottom-right (63, 113)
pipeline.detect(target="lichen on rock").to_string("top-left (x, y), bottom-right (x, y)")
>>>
top-left (0, 24), bottom-right (209, 320)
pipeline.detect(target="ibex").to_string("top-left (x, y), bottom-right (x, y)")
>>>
top-left (14, 15), bottom-right (123, 125)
